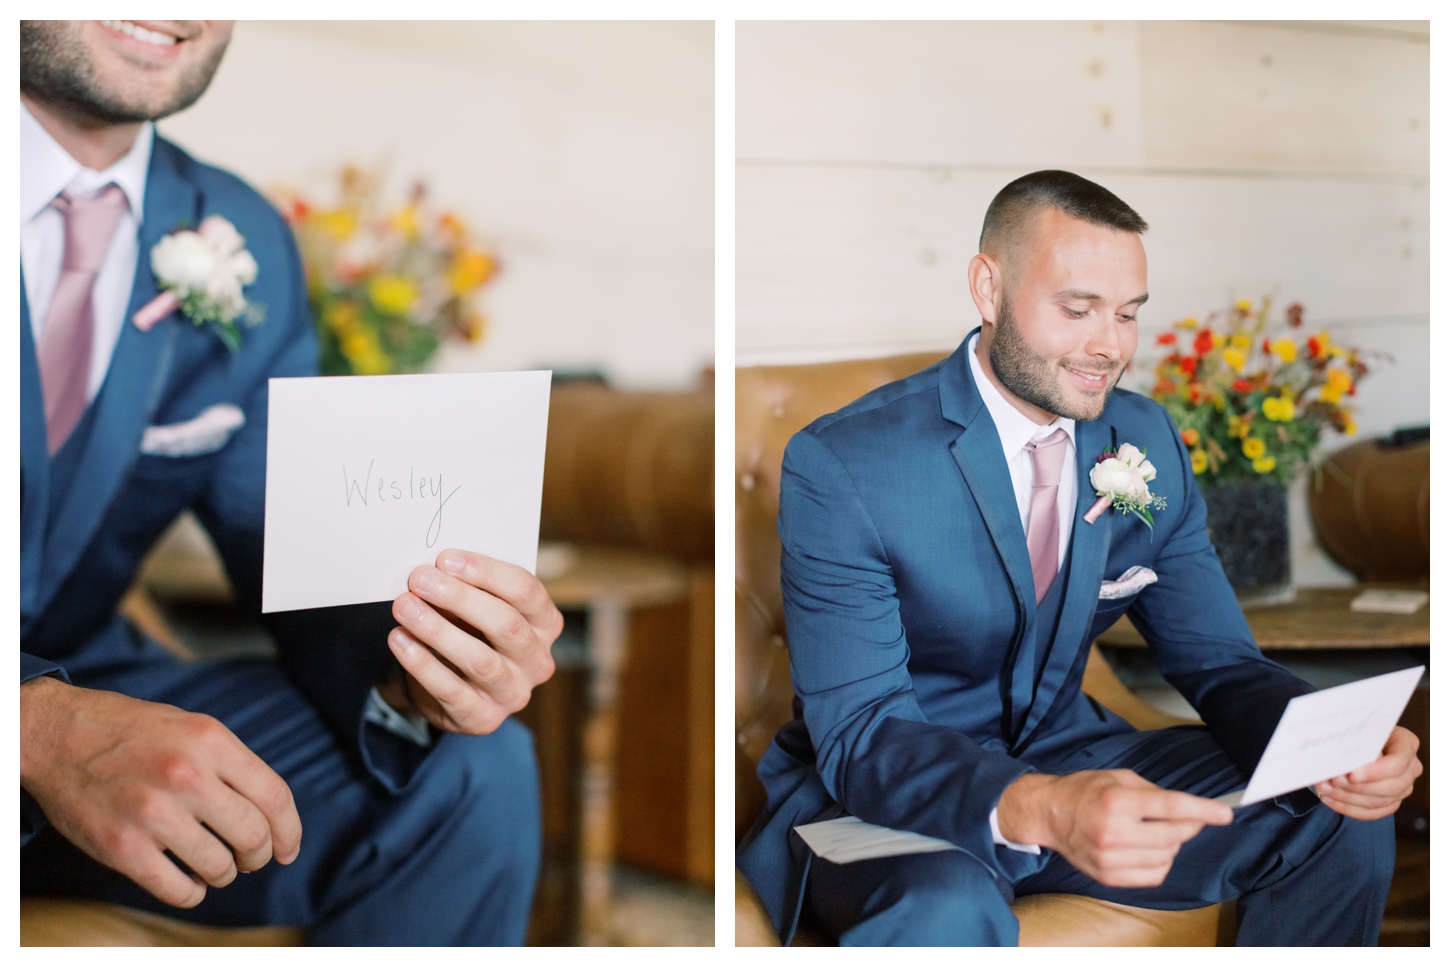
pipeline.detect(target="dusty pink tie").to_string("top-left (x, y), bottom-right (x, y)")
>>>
top-left (37, 184), bottom-right (129, 454)
top-left (1024, 428), bottom-right (1070, 604)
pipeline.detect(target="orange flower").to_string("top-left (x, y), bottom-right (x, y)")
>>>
top-left (1180, 428), bottom-right (1200, 447)
top-left (448, 248), bottom-right (497, 295)
top-left (1180, 356), bottom-right (1198, 375)
top-left (1156, 332), bottom-right (1177, 345)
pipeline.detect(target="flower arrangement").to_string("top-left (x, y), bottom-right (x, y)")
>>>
top-left (1149, 298), bottom-right (1369, 487)
top-left (274, 167), bottom-right (498, 376)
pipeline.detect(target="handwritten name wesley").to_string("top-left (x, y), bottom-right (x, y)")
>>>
top-left (343, 460), bottom-right (461, 548)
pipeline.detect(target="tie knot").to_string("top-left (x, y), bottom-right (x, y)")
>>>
top-left (1025, 428), bottom-right (1070, 486)
top-left (54, 183), bottom-right (130, 274)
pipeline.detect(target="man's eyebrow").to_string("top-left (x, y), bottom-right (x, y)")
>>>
top-left (1054, 289), bottom-right (1150, 307)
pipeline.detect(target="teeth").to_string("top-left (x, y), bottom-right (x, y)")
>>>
top-left (100, 20), bottom-right (178, 47)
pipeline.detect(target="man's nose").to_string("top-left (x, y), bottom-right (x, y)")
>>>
top-left (1083, 313), bottom-right (1124, 360)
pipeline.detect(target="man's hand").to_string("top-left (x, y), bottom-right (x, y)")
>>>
top-left (996, 770), bottom-right (1232, 887)
top-left (384, 549), bottom-right (562, 735)
top-left (20, 676), bottom-right (301, 908)
top-left (1316, 725), bottom-right (1421, 820)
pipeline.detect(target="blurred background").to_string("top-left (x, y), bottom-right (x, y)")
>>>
top-left (131, 20), bottom-right (714, 946)
top-left (735, 20), bottom-right (1428, 945)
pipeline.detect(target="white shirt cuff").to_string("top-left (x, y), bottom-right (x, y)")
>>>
top-left (364, 685), bottom-right (433, 748)
top-left (989, 806), bottom-right (1042, 854)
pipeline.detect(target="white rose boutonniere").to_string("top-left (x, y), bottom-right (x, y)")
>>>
top-left (133, 215), bottom-right (264, 352)
top-left (1085, 442), bottom-right (1167, 531)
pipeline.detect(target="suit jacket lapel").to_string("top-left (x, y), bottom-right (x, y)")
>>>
top-left (36, 142), bottom-right (198, 617)
top-left (20, 276), bottom-right (51, 627)
top-left (939, 336), bottom-right (1038, 739)
top-left (1012, 417), bottom-right (1116, 752)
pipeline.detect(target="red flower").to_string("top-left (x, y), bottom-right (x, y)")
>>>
top-left (1193, 330), bottom-right (1214, 356)
top-left (1307, 335), bottom-right (1322, 357)
top-left (1156, 332), bottom-right (1178, 345)
top-left (1286, 302), bottom-right (1304, 328)
top-left (1232, 379), bottom-right (1251, 393)
top-left (1188, 384), bottom-right (1202, 404)
top-left (1180, 356), bottom-right (1198, 375)
top-left (1153, 378), bottom-right (1175, 394)
top-left (1261, 338), bottom-right (1272, 354)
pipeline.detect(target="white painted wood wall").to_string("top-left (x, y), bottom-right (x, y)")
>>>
top-left (161, 20), bottom-right (715, 391)
top-left (737, 20), bottom-right (1429, 587)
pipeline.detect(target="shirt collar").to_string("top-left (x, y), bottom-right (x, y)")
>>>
top-left (20, 99), bottom-right (153, 226)
top-left (967, 331), bottom-right (1076, 464)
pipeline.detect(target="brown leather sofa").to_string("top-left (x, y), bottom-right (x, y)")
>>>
top-left (735, 352), bottom-right (1225, 946)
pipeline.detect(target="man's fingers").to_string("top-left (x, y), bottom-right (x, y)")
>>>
top-left (1317, 784), bottom-right (1406, 810)
top-left (434, 550), bottom-right (562, 633)
top-left (1112, 818), bottom-right (1208, 849)
top-left (393, 591), bottom-right (533, 711)
top-left (407, 565), bottom-right (552, 677)
top-left (157, 818), bottom-right (239, 890)
top-left (388, 626), bottom-right (507, 734)
top-left (1134, 790), bottom-right (1233, 826)
top-left (208, 729), bottom-right (301, 866)
top-left (193, 783), bottom-right (276, 873)
top-left (127, 846), bottom-right (208, 908)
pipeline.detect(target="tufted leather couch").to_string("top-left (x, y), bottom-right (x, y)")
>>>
top-left (735, 352), bottom-right (1225, 946)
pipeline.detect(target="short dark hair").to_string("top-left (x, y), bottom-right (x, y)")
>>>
top-left (979, 170), bottom-right (1147, 262)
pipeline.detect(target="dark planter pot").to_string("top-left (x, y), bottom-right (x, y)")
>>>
top-left (1201, 479), bottom-right (1290, 593)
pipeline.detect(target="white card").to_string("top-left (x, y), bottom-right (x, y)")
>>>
top-left (794, 816), bottom-right (960, 865)
top-left (262, 371), bottom-right (551, 613)
top-left (1219, 665), bottom-right (1425, 808)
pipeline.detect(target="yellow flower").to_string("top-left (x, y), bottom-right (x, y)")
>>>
top-left (388, 206), bottom-right (420, 240)
top-left (1313, 330), bottom-right (1333, 359)
top-left (315, 209), bottom-right (357, 241)
top-left (368, 275), bottom-right (418, 316)
top-left (1262, 397), bottom-right (1295, 422)
top-left (448, 249), bottom-right (497, 296)
top-left (1252, 455), bottom-right (1277, 473)
top-left (1242, 437), bottom-right (1266, 459)
top-left (1227, 414), bottom-right (1251, 439)
top-left (1222, 347), bottom-right (1247, 372)
top-left (1235, 299), bottom-right (1253, 314)
top-left (341, 329), bottom-right (391, 375)
top-left (1176, 316), bottom-right (1199, 329)
top-left (1230, 335), bottom-right (1252, 350)
top-left (1180, 427), bottom-right (1200, 446)
top-left (1270, 338), bottom-right (1297, 363)
top-left (1343, 420), bottom-right (1357, 436)
top-left (322, 300), bottom-right (361, 334)
top-left (1210, 333), bottom-right (1226, 349)
top-left (1325, 369), bottom-right (1353, 393)
top-left (1191, 449), bottom-right (1208, 474)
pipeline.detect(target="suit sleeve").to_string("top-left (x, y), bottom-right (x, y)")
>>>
top-left (193, 212), bottom-right (432, 794)
top-left (779, 431), bottom-right (1033, 872)
top-left (1128, 406), bottom-right (1314, 778)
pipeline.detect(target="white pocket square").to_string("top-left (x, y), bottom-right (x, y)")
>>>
top-left (1099, 565), bottom-right (1158, 600)
top-left (140, 403), bottom-right (246, 457)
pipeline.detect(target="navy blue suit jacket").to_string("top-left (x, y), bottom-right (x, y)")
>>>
top-left (21, 137), bottom-right (419, 842)
top-left (736, 335), bottom-right (1314, 937)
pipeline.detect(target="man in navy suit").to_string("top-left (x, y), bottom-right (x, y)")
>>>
top-left (736, 170), bottom-right (1421, 945)
top-left (20, 21), bottom-right (557, 944)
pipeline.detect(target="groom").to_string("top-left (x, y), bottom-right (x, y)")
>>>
top-left (20, 21), bottom-right (557, 944)
top-left (736, 170), bottom-right (1420, 945)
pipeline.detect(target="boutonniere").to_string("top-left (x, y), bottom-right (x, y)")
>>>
top-left (1085, 442), bottom-right (1168, 531)
top-left (133, 215), bottom-right (264, 352)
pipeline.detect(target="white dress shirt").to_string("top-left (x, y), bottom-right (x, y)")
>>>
top-left (968, 331), bottom-right (1079, 855)
top-left (20, 100), bottom-right (154, 401)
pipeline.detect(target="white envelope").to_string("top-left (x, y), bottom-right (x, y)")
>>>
top-left (1216, 665), bottom-right (1425, 807)
top-left (262, 371), bottom-right (551, 613)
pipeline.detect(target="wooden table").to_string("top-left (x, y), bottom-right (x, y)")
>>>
top-left (1097, 586), bottom-right (1430, 650)
top-left (539, 544), bottom-right (690, 946)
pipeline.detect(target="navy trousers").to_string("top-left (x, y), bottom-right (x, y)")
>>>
top-left (807, 725), bottom-right (1395, 946)
top-left (21, 641), bottom-right (542, 945)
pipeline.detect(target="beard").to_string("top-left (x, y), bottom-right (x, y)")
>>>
top-left (988, 293), bottom-right (1123, 422)
top-left (21, 21), bottom-right (229, 124)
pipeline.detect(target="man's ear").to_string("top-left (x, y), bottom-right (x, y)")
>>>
top-left (967, 252), bottom-right (1004, 326)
